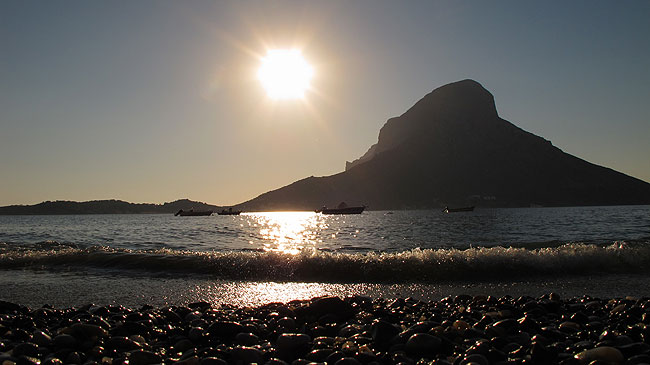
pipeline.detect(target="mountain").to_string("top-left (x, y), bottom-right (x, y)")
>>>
top-left (237, 79), bottom-right (650, 210)
top-left (0, 199), bottom-right (222, 215)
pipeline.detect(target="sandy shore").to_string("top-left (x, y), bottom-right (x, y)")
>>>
top-left (1, 294), bottom-right (649, 365)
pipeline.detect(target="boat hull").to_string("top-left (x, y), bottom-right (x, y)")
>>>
top-left (316, 206), bottom-right (365, 214)
top-left (175, 210), bottom-right (212, 216)
top-left (443, 206), bottom-right (475, 213)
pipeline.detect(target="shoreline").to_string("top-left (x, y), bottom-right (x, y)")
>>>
top-left (1, 294), bottom-right (648, 365)
top-left (3, 269), bottom-right (650, 309)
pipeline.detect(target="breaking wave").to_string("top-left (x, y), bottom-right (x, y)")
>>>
top-left (1, 241), bottom-right (649, 283)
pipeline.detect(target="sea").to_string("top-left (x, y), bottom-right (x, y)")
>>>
top-left (1, 205), bottom-right (649, 308)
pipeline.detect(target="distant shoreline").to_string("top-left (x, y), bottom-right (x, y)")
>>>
top-left (1, 200), bottom-right (649, 215)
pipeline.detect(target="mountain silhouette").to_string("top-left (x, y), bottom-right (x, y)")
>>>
top-left (238, 79), bottom-right (650, 210)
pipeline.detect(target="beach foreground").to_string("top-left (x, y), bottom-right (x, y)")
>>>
top-left (1, 295), bottom-right (649, 365)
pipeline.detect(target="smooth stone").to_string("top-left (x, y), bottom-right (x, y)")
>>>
top-left (277, 317), bottom-right (296, 330)
top-left (187, 301), bottom-right (211, 310)
top-left (289, 360), bottom-right (309, 365)
top-left (306, 349), bottom-right (334, 362)
top-left (206, 322), bottom-right (244, 339)
top-left (530, 342), bottom-right (557, 363)
top-left (188, 327), bottom-right (203, 342)
top-left (179, 348), bottom-right (197, 361)
top-left (558, 321), bottom-right (580, 332)
top-left (32, 330), bottom-right (51, 347)
top-left (235, 332), bottom-right (260, 346)
top-left (617, 342), bottom-right (650, 358)
top-left (65, 351), bottom-right (82, 364)
top-left (41, 358), bottom-right (63, 365)
top-left (574, 346), bottom-right (624, 365)
top-left (199, 357), bottom-right (227, 365)
top-left (277, 333), bottom-right (311, 352)
top-left (370, 320), bottom-right (400, 346)
top-left (0, 301), bottom-right (21, 312)
top-left (116, 322), bottom-right (149, 336)
top-left (334, 358), bottom-right (361, 365)
top-left (16, 356), bottom-right (40, 365)
top-left (174, 356), bottom-right (200, 365)
top-left (626, 354), bottom-right (650, 365)
top-left (452, 320), bottom-right (470, 332)
top-left (184, 312), bottom-right (202, 322)
top-left (325, 351), bottom-right (345, 364)
top-left (275, 334), bottom-right (310, 361)
top-left (53, 334), bottom-right (77, 348)
top-left (66, 323), bottom-right (109, 339)
top-left (11, 343), bottom-right (38, 358)
top-left (404, 333), bottom-right (441, 357)
top-left (611, 304), bottom-right (626, 314)
top-left (307, 297), bottom-right (354, 319)
top-left (230, 346), bottom-right (264, 364)
top-left (128, 350), bottom-right (162, 365)
top-left (459, 353), bottom-right (489, 365)
top-left (173, 339), bottom-right (195, 353)
top-left (105, 336), bottom-right (141, 351)
top-left (263, 358), bottom-right (289, 365)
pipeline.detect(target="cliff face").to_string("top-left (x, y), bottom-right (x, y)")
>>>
top-left (240, 80), bottom-right (650, 210)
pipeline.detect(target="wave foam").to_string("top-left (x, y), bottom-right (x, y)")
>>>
top-left (1, 242), bottom-right (648, 282)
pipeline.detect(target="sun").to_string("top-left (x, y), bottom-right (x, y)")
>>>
top-left (257, 49), bottom-right (314, 100)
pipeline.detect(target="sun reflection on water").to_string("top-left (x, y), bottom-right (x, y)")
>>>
top-left (244, 212), bottom-right (328, 254)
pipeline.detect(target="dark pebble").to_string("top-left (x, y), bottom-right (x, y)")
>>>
top-left (0, 295), bottom-right (648, 365)
top-left (128, 350), bottom-right (162, 365)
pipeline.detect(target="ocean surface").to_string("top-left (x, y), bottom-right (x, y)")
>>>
top-left (1, 206), bottom-right (649, 307)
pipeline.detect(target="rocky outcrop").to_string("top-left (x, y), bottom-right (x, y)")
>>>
top-left (239, 80), bottom-right (650, 210)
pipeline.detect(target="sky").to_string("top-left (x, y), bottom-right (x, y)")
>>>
top-left (1, 1), bottom-right (649, 206)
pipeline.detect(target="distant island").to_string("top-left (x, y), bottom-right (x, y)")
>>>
top-left (0, 199), bottom-right (222, 215)
top-left (234, 79), bottom-right (650, 211)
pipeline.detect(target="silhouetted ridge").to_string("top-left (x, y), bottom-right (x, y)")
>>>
top-left (0, 199), bottom-right (222, 215)
top-left (240, 79), bottom-right (650, 210)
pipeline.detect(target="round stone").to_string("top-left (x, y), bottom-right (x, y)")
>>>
top-left (53, 334), bottom-right (77, 348)
top-left (574, 346), bottom-right (624, 365)
top-left (128, 350), bottom-right (162, 365)
top-left (230, 346), bottom-right (263, 364)
top-left (276, 333), bottom-right (311, 356)
top-left (404, 333), bottom-right (441, 357)
top-left (235, 332), bottom-right (260, 346)
top-left (32, 330), bottom-right (52, 347)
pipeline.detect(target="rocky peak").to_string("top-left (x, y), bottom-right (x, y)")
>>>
top-left (346, 79), bottom-right (498, 171)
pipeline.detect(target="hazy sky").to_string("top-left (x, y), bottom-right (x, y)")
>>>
top-left (2, 1), bottom-right (649, 206)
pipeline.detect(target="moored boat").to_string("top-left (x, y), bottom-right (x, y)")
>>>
top-left (315, 202), bottom-right (365, 215)
top-left (443, 206), bottom-right (475, 213)
top-left (217, 208), bottom-right (242, 215)
top-left (174, 209), bottom-right (212, 216)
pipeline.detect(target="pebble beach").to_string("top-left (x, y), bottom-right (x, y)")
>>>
top-left (1, 294), bottom-right (650, 365)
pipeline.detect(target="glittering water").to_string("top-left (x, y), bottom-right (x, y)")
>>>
top-left (1, 206), bottom-right (649, 307)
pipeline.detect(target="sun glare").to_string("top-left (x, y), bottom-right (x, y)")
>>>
top-left (257, 49), bottom-right (314, 100)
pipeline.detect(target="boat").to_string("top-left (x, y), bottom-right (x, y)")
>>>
top-left (217, 208), bottom-right (242, 215)
top-left (174, 209), bottom-right (212, 216)
top-left (315, 202), bottom-right (365, 215)
top-left (443, 206), bottom-right (475, 213)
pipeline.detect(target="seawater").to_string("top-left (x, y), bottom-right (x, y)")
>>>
top-left (1, 206), bottom-right (649, 307)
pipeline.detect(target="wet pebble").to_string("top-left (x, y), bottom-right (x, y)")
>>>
top-left (574, 346), bottom-right (624, 364)
top-left (0, 295), bottom-right (648, 365)
top-left (405, 333), bottom-right (441, 357)
top-left (128, 350), bottom-right (162, 365)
